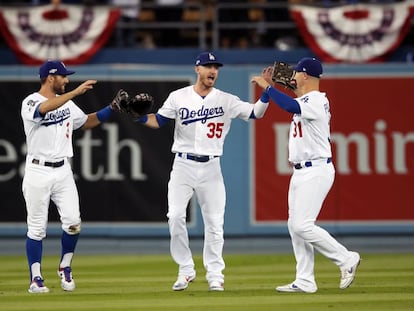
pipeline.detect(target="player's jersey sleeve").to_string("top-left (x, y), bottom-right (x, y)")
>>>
top-left (70, 101), bottom-right (88, 130)
top-left (224, 91), bottom-right (254, 121)
top-left (21, 92), bottom-right (44, 123)
top-left (296, 91), bottom-right (328, 120)
top-left (157, 91), bottom-right (178, 119)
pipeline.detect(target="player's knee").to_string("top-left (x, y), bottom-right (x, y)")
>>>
top-left (167, 212), bottom-right (186, 225)
top-left (27, 230), bottom-right (46, 240)
top-left (205, 229), bottom-right (223, 243)
top-left (64, 223), bottom-right (81, 235)
top-left (288, 220), bottom-right (313, 237)
top-left (167, 213), bottom-right (187, 236)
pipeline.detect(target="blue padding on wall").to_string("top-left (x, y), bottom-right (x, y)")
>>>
top-left (0, 46), bottom-right (412, 65)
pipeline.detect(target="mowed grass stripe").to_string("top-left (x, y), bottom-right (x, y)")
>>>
top-left (0, 253), bottom-right (413, 311)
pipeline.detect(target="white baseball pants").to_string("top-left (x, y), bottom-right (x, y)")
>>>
top-left (22, 159), bottom-right (81, 240)
top-left (167, 156), bottom-right (225, 283)
top-left (287, 163), bottom-right (355, 292)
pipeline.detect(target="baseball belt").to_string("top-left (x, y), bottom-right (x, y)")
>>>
top-left (177, 153), bottom-right (219, 163)
top-left (32, 158), bottom-right (65, 168)
top-left (293, 158), bottom-right (332, 170)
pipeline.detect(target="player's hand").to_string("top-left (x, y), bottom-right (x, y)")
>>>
top-left (251, 76), bottom-right (270, 90)
top-left (262, 66), bottom-right (274, 85)
top-left (73, 80), bottom-right (97, 96)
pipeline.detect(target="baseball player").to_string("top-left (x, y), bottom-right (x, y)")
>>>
top-left (251, 57), bottom-right (360, 293)
top-left (21, 60), bottom-right (117, 294)
top-left (135, 52), bottom-right (269, 291)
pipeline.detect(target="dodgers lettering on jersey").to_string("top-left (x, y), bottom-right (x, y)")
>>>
top-left (158, 86), bottom-right (254, 156)
top-left (179, 105), bottom-right (225, 125)
top-left (41, 106), bottom-right (71, 126)
top-left (288, 91), bottom-right (332, 163)
top-left (21, 92), bottom-right (88, 160)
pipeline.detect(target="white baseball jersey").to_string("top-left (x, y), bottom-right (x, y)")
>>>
top-left (288, 91), bottom-right (332, 163)
top-left (158, 86), bottom-right (254, 156)
top-left (21, 92), bottom-right (87, 161)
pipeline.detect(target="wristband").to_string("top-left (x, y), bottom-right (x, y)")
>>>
top-left (265, 85), bottom-right (272, 93)
top-left (260, 91), bottom-right (269, 103)
top-left (96, 105), bottom-right (113, 122)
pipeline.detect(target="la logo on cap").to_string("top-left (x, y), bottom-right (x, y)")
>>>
top-left (209, 53), bottom-right (215, 61)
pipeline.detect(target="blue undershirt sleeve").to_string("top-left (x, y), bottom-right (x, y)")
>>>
top-left (33, 104), bottom-right (43, 118)
top-left (155, 113), bottom-right (172, 127)
top-left (134, 113), bottom-right (172, 127)
top-left (266, 86), bottom-right (301, 114)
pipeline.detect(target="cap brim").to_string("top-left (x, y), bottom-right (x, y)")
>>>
top-left (198, 62), bottom-right (223, 67)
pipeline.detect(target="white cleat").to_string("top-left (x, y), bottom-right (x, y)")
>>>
top-left (208, 280), bottom-right (224, 291)
top-left (172, 274), bottom-right (196, 291)
top-left (276, 283), bottom-right (316, 293)
top-left (58, 267), bottom-right (76, 291)
top-left (340, 252), bottom-right (361, 289)
top-left (28, 276), bottom-right (50, 294)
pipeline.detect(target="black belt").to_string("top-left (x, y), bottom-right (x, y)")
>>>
top-left (32, 159), bottom-right (65, 168)
top-left (177, 153), bottom-right (219, 163)
top-left (294, 158), bottom-right (332, 169)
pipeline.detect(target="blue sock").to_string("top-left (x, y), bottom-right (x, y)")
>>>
top-left (26, 237), bottom-right (42, 280)
top-left (61, 231), bottom-right (79, 266)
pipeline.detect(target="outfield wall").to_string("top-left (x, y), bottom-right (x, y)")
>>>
top-left (0, 63), bottom-right (413, 237)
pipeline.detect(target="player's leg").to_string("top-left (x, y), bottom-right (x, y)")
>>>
top-left (279, 173), bottom-right (317, 293)
top-left (167, 158), bottom-right (197, 290)
top-left (288, 227), bottom-right (317, 292)
top-left (196, 158), bottom-right (225, 291)
top-left (52, 165), bottom-right (81, 291)
top-left (288, 165), bottom-right (360, 288)
top-left (22, 165), bottom-right (52, 293)
top-left (290, 166), bottom-right (352, 263)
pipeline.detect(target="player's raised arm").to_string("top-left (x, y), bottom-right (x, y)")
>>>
top-left (251, 73), bottom-right (300, 114)
top-left (38, 80), bottom-right (97, 115)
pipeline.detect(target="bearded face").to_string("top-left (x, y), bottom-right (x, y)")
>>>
top-left (51, 75), bottom-right (68, 95)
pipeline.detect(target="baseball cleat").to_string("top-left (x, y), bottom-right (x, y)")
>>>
top-left (58, 266), bottom-right (76, 291)
top-left (208, 280), bottom-right (224, 291)
top-left (340, 252), bottom-right (361, 289)
top-left (28, 276), bottom-right (50, 294)
top-left (172, 274), bottom-right (196, 291)
top-left (276, 283), bottom-right (316, 293)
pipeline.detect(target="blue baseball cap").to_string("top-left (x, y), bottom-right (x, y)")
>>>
top-left (294, 57), bottom-right (323, 78)
top-left (195, 52), bottom-right (223, 67)
top-left (39, 60), bottom-right (75, 78)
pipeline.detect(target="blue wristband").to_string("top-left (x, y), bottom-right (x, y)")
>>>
top-left (265, 85), bottom-right (272, 93)
top-left (96, 105), bottom-right (113, 122)
top-left (260, 91), bottom-right (269, 102)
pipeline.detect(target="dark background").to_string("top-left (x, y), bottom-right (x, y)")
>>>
top-left (0, 79), bottom-right (190, 222)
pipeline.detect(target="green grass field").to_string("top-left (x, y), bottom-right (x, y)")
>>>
top-left (1, 253), bottom-right (413, 311)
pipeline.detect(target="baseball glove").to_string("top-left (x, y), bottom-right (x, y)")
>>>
top-left (111, 89), bottom-right (130, 112)
top-left (126, 93), bottom-right (154, 116)
top-left (272, 61), bottom-right (297, 90)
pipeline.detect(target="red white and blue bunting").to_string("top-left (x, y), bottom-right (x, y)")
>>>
top-left (290, 1), bottom-right (414, 63)
top-left (0, 4), bottom-right (120, 65)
